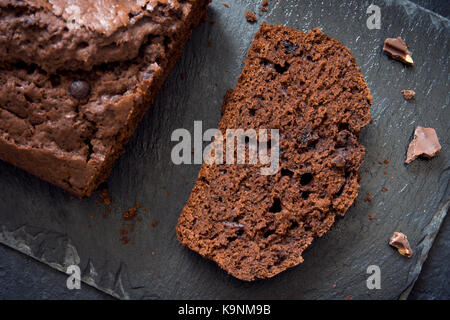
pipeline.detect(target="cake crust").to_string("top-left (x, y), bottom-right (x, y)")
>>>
top-left (177, 23), bottom-right (372, 281)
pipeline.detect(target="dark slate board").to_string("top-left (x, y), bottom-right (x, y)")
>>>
top-left (0, 0), bottom-right (448, 299)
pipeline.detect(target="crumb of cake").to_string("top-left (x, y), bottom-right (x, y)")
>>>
top-left (152, 220), bottom-right (160, 228)
top-left (245, 10), bottom-right (257, 23)
top-left (384, 159), bottom-right (389, 168)
top-left (120, 202), bottom-right (143, 244)
top-left (332, 283), bottom-right (337, 289)
top-left (401, 90), bottom-right (415, 100)
top-left (368, 215), bottom-right (373, 220)
top-left (222, 2), bottom-right (229, 7)
top-left (120, 236), bottom-right (130, 245)
top-left (100, 189), bottom-right (111, 205)
top-left (381, 187), bottom-right (388, 192)
top-left (345, 296), bottom-right (352, 300)
top-left (261, 0), bottom-right (268, 6)
top-left (123, 207), bottom-right (138, 220)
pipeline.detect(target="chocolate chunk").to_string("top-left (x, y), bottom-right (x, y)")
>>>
top-left (406, 126), bottom-right (441, 164)
top-left (401, 89), bottom-right (415, 100)
top-left (245, 10), bottom-right (257, 23)
top-left (383, 37), bottom-right (414, 66)
top-left (68, 80), bottom-right (91, 99)
top-left (331, 153), bottom-right (346, 168)
top-left (284, 40), bottom-right (299, 54)
top-left (389, 232), bottom-right (413, 258)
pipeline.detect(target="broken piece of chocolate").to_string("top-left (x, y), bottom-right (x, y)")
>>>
top-left (383, 37), bottom-right (414, 66)
top-left (389, 232), bottom-right (413, 258)
top-left (401, 89), bottom-right (415, 100)
top-left (406, 126), bottom-right (442, 163)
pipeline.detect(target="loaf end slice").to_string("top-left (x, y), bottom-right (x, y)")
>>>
top-left (0, 0), bottom-right (210, 197)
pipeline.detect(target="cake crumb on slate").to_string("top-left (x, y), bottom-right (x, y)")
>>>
top-left (401, 90), bottom-right (415, 100)
top-left (245, 10), bottom-right (257, 23)
top-left (123, 207), bottom-right (138, 220)
top-left (152, 220), bottom-right (160, 228)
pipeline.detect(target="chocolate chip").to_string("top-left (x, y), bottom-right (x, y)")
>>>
top-left (68, 80), bottom-right (91, 99)
top-left (284, 40), bottom-right (299, 54)
top-left (401, 89), bottom-right (415, 100)
top-left (383, 37), bottom-right (414, 66)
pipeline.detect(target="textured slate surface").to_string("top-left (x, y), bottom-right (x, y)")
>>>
top-left (0, 0), bottom-right (448, 299)
top-left (0, 244), bottom-right (109, 300)
top-left (412, 0), bottom-right (450, 18)
top-left (408, 214), bottom-right (450, 300)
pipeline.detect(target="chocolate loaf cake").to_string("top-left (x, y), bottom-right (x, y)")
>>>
top-left (177, 23), bottom-right (372, 281)
top-left (0, 0), bottom-right (209, 197)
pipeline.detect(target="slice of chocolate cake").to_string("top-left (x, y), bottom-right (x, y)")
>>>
top-left (0, 0), bottom-right (210, 197)
top-left (177, 23), bottom-right (372, 281)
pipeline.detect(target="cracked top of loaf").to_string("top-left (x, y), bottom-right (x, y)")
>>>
top-left (0, 0), bottom-right (192, 72)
